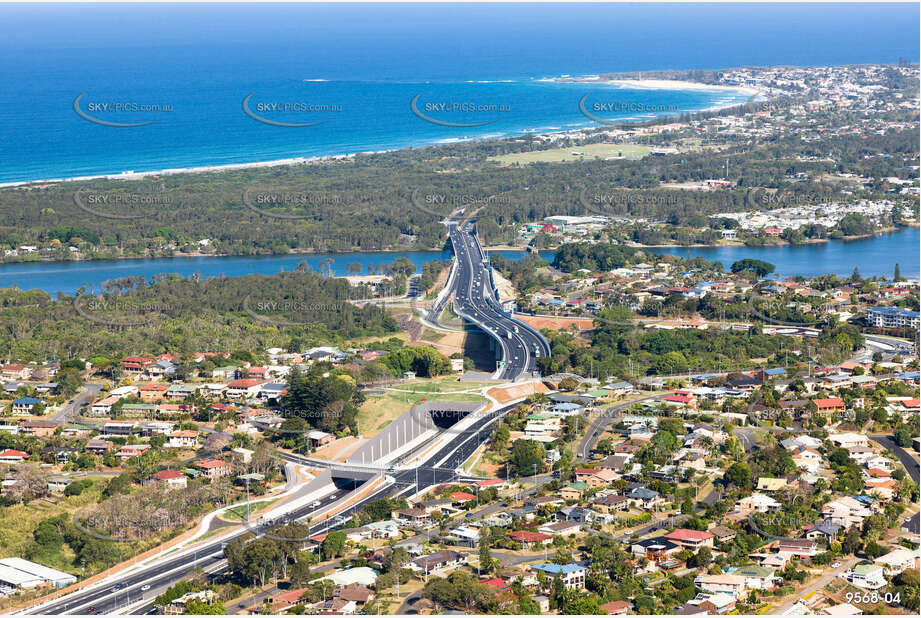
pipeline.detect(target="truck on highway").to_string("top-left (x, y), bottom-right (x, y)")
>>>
top-left (506, 330), bottom-right (512, 339)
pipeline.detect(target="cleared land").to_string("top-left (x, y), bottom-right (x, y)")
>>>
top-left (490, 143), bottom-right (654, 165)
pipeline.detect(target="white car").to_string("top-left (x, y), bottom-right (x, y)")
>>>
top-left (831, 562), bottom-right (841, 568)
top-left (141, 585), bottom-right (151, 591)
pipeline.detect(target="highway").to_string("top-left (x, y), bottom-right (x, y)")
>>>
top-left (21, 400), bottom-right (514, 616)
top-left (447, 220), bottom-right (550, 380)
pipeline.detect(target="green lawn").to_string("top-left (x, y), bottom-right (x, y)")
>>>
top-left (221, 500), bottom-right (275, 522)
top-left (357, 377), bottom-right (490, 436)
top-left (490, 143), bottom-right (654, 165)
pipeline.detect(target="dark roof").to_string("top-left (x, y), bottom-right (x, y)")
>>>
top-left (632, 537), bottom-right (678, 551)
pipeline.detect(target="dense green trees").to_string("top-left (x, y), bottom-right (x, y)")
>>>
top-left (281, 366), bottom-right (364, 434)
top-left (381, 345), bottom-right (451, 378)
top-left (0, 270), bottom-right (399, 362)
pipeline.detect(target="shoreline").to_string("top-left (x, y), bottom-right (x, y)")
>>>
top-left (1, 226), bottom-right (914, 270)
top-left (554, 75), bottom-right (765, 99)
top-left (0, 77), bottom-right (760, 189)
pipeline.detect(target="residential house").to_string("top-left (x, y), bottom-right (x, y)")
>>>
top-left (0, 449), bottom-right (29, 463)
top-left (196, 458), bottom-right (231, 479)
top-left (631, 537), bottom-right (681, 562)
top-left (539, 521), bottom-right (582, 536)
top-left (775, 539), bottom-right (818, 558)
top-left (664, 529), bottom-right (714, 550)
top-left (225, 379), bottom-right (265, 399)
top-left (20, 420), bottom-right (57, 438)
top-left (392, 508), bottom-right (430, 527)
top-left (873, 548), bottom-right (919, 576)
top-left (412, 550), bottom-right (466, 577)
top-left (138, 384), bottom-right (168, 402)
top-left (12, 398), bottom-right (43, 415)
top-left (829, 433), bottom-right (869, 448)
top-left (592, 494), bottom-right (630, 513)
top-left (167, 430), bottom-right (199, 449)
top-left (84, 439), bottom-right (113, 455)
top-left (575, 468), bottom-right (619, 487)
top-left (737, 492), bottom-right (781, 513)
top-left (694, 574), bottom-right (746, 599)
top-left (507, 530), bottom-right (553, 548)
top-left (115, 444), bottom-right (151, 459)
top-left (756, 478), bottom-right (788, 493)
top-left (560, 481), bottom-right (590, 500)
top-left (529, 563), bottom-right (586, 589)
top-left (151, 469), bottom-right (188, 489)
top-left (847, 563), bottom-right (886, 590)
top-left (733, 565), bottom-right (778, 590)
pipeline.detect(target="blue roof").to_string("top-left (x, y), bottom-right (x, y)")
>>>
top-left (532, 563), bottom-right (584, 575)
top-left (868, 306), bottom-right (919, 317)
top-left (552, 402), bottom-right (582, 411)
top-left (897, 372), bottom-right (920, 379)
top-left (14, 397), bottom-right (41, 405)
top-left (763, 368), bottom-right (787, 376)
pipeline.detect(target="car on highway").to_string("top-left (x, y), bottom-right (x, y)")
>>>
top-left (141, 584), bottom-right (151, 591)
top-left (310, 500), bottom-right (321, 507)
top-left (112, 582), bottom-right (127, 591)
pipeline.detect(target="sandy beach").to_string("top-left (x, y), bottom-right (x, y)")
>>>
top-left (571, 76), bottom-right (763, 99)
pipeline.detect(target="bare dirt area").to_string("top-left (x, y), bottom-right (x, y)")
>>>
top-left (311, 436), bottom-right (364, 462)
top-left (488, 380), bottom-right (549, 405)
top-left (515, 313), bottom-right (595, 331)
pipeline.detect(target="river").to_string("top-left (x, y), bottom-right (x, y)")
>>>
top-left (0, 227), bottom-right (916, 296)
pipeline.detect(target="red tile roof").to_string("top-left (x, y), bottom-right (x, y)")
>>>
top-left (508, 530), bottom-right (553, 543)
top-left (664, 528), bottom-right (714, 542)
top-left (0, 449), bottom-right (29, 459)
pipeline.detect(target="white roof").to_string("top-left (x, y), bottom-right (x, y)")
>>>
top-left (0, 557), bottom-right (76, 586)
top-left (874, 548), bottom-right (916, 565)
top-left (316, 566), bottom-right (378, 587)
top-left (0, 564), bottom-right (43, 587)
top-left (821, 603), bottom-right (862, 615)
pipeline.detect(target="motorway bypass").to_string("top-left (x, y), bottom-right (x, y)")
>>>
top-left (447, 220), bottom-right (549, 380)
top-left (21, 402), bottom-right (515, 616)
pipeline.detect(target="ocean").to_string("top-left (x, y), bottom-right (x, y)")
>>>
top-left (0, 2), bottom-right (917, 184)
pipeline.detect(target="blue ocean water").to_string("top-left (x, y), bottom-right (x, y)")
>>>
top-left (0, 2), bottom-right (917, 184)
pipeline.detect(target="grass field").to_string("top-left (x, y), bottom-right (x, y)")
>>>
top-left (221, 500), bottom-right (275, 522)
top-left (490, 143), bottom-right (654, 165)
top-left (0, 491), bottom-right (102, 573)
top-left (357, 377), bottom-right (490, 436)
